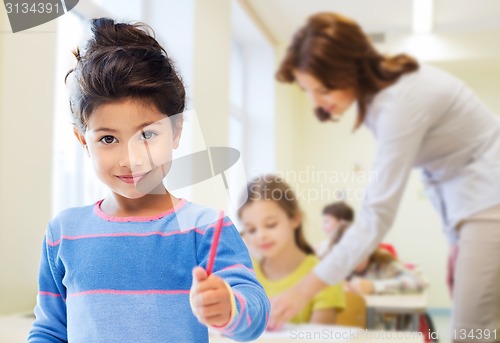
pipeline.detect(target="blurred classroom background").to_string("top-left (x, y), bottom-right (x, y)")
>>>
top-left (1, 0), bottom-right (500, 341)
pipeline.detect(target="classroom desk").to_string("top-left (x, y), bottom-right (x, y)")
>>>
top-left (0, 315), bottom-right (425, 343)
top-left (363, 292), bottom-right (427, 332)
top-left (210, 324), bottom-right (425, 342)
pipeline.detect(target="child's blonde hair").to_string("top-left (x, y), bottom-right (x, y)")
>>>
top-left (239, 175), bottom-right (315, 255)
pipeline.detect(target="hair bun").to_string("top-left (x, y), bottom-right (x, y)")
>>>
top-left (89, 17), bottom-right (162, 53)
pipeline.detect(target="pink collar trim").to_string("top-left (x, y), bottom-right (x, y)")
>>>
top-left (93, 198), bottom-right (187, 222)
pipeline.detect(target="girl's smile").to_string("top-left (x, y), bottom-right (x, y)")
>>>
top-left (259, 242), bottom-right (275, 251)
top-left (116, 171), bottom-right (152, 184)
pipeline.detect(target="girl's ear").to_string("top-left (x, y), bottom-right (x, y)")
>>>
top-left (73, 126), bottom-right (89, 156)
top-left (291, 213), bottom-right (302, 230)
top-left (73, 126), bottom-right (86, 145)
top-left (172, 120), bottom-right (183, 149)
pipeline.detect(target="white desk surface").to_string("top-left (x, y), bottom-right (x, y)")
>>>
top-left (0, 316), bottom-right (425, 343)
top-left (364, 292), bottom-right (427, 312)
top-left (210, 324), bottom-right (425, 342)
top-left (0, 315), bottom-right (33, 343)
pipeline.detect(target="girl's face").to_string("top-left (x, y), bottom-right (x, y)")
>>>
top-left (74, 98), bottom-right (181, 199)
top-left (322, 214), bottom-right (341, 237)
top-left (293, 70), bottom-right (356, 118)
top-left (240, 200), bottom-right (300, 260)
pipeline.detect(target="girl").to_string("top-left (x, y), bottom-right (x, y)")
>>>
top-left (318, 203), bottom-right (425, 295)
top-left (347, 249), bottom-right (427, 296)
top-left (316, 202), bottom-right (354, 258)
top-left (239, 175), bottom-right (345, 325)
top-left (268, 12), bottom-right (500, 340)
top-left (27, 18), bottom-right (269, 343)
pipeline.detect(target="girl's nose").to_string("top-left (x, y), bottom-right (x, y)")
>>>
top-left (119, 145), bottom-right (144, 168)
top-left (255, 228), bottom-right (267, 240)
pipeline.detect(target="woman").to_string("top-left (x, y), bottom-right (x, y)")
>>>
top-left (269, 12), bottom-right (500, 342)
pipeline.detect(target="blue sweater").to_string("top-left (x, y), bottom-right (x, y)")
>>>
top-left (28, 199), bottom-right (269, 342)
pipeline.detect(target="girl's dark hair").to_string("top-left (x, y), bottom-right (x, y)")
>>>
top-left (319, 201), bottom-right (396, 268)
top-left (238, 175), bottom-right (315, 255)
top-left (66, 18), bottom-right (185, 132)
top-left (352, 248), bottom-right (396, 276)
top-left (323, 201), bottom-right (354, 222)
top-left (276, 12), bottom-right (419, 129)
top-left (319, 202), bottom-right (354, 259)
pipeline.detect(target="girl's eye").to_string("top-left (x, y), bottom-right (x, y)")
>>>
top-left (99, 135), bottom-right (117, 144)
top-left (266, 222), bottom-right (278, 229)
top-left (140, 131), bottom-right (157, 140)
top-left (245, 227), bottom-right (256, 234)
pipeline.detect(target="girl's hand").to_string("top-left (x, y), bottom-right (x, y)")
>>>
top-left (268, 273), bottom-right (328, 331)
top-left (267, 286), bottom-right (307, 331)
top-left (190, 267), bottom-right (232, 327)
top-left (343, 281), bottom-right (355, 293)
top-left (348, 277), bottom-right (374, 294)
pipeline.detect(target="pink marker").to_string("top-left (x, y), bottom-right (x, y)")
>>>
top-left (206, 211), bottom-right (224, 275)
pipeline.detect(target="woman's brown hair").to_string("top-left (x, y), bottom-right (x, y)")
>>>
top-left (238, 175), bottom-right (315, 255)
top-left (66, 18), bottom-right (185, 132)
top-left (276, 12), bottom-right (419, 129)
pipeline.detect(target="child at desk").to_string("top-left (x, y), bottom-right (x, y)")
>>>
top-left (347, 248), bottom-right (427, 295)
top-left (326, 221), bottom-right (428, 331)
top-left (239, 175), bottom-right (345, 325)
top-left (318, 202), bottom-right (426, 295)
top-left (316, 202), bottom-right (354, 258)
top-left (27, 18), bottom-right (269, 343)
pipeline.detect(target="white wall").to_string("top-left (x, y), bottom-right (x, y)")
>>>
top-left (188, 0), bottom-right (233, 210)
top-left (274, 43), bottom-right (303, 174)
top-left (0, 12), bottom-right (56, 314)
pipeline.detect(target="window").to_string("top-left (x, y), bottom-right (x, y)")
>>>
top-left (231, 0), bottom-right (276, 178)
top-left (229, 41), bottom-right (245, 156)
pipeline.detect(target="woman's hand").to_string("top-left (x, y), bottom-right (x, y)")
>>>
top-left (190, 267), bottom-right (232, 327)
top-left (348, 277), bottom-right (374, 294)
top-left (267, 273), bottom-right (328, 330)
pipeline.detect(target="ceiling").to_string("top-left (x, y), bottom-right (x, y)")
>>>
top-left (245, 0), bottom-right (500, 43)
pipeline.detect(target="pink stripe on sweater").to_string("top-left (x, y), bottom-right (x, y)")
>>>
top-left (39, 291), bottom-right (62, 297)
top-left (47, 227), bottom-right (206, 246)
top-left (68, 289), bottom-right (190, 297)
top-left (224, 290), bottom-right (248, 334)
top-left (94, 198), bottom-right (187, 222)
top-left (47, 219), bottom-right (233, 247)
top-left (206, 221), bottom-right (232, 230)
top-left (218, 264), bottom-right (255, 274)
